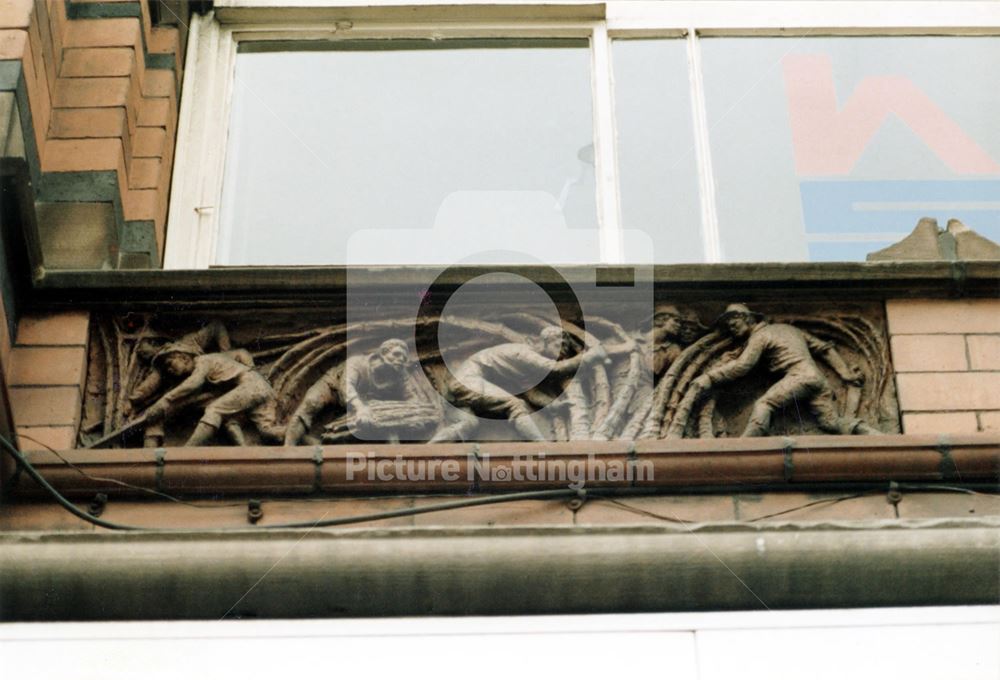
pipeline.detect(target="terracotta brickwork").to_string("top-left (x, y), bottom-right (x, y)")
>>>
top-left (7, 310), bottom-right (90, 451)
top-left (0, 0), bottom-right (186, 266)
top-left (888, 299), bottom-right (1000, 434)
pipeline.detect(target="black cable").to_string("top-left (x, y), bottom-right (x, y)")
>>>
top-left (743, 492), bottom-right (871, 522)
top-left (268, 487), bottom-right (582, 530)
top-left (597, 496), bottom-right (699, 524)
top-left (897, 483), bottom-right (1000, 497)
top-left (0, 433), bottom-right (581, 531)
top-left (0, 433), bottom-right (143, 531)
top-left (16, 432), bottom-right (247, 508)
top-left (3, 432), bottom-right (997, 532)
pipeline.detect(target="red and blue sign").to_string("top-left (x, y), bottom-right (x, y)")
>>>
top-left (783, 54), bottom-right (1000, 260)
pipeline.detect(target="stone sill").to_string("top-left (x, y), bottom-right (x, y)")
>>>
top-left (26, 261), bottom-right (1000, 309)
top-left (5, 434), bottom-right (997, 500)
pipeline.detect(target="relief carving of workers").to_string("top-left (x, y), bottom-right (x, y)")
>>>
top-left (143, 343), bottom-right (284, 446)
top-left (128, 320), bottom-right (243, 447)
top-left (650, 305), bottom-right (705, 377)
top-left (284, 339), bottom-right (439, 445)
top-left (690, 304), bottom-right (880, 437)
top-left (429, 325), bottom-right (608, 442)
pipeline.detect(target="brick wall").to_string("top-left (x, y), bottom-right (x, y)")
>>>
top-left (7, 310), bottom-right (89, 451)
top-left (0, 0), bottom-right (187, 268)
top-left (888, 299), bottom-right (1000, 434)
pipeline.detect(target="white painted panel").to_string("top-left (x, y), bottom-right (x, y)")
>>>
top-left (0, 628), bottom-right (697, 680)
top-left (2, 608), bottom-right (998, 679)
top-left (697, 622), bottom-right (1000, 680)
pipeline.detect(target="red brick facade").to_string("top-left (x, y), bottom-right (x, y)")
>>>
top-left (889, 300), bottom-right (1000, 433)
top-left (8, 310), bottom-right (88, 451)
top-left (0, 3), bottom-right (996, 622)
top-left (0, 0), bottom-right (184, 264)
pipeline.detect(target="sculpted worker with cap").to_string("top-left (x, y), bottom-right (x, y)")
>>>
top-left (128, 320), bottom-right (236, 448)
top-left (650, 305), bottom-right (704, 377)
top-left (143, 343), bottom-right (283, 446)
top-left (691, 304), bottom-right (879, 437)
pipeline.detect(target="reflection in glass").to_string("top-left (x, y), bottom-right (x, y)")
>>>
top-left (701, 36), bottom-right (1000, 262)
top-left (613, 39), bottom-right (703, 263)
top-left (217, 40), bottom-right (597, 265)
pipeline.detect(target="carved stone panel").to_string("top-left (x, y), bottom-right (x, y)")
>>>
top-left (80, 301), bottom-right (900, 448)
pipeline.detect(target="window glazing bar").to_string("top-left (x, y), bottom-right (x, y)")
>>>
top-left (590, 22), bottom-right (624, 264)
top-left (685, 30), bottom-right (721, 263)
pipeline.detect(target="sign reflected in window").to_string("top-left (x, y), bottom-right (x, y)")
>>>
top-left (703, 37), bottom-right (1000, 262)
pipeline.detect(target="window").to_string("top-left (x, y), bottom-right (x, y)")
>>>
top-left (165, 1), bottom-right (1000, 267)
top-left (218, 39), bottom-right (600, 265)
top-left (613, 38), bottom-right (703, 263)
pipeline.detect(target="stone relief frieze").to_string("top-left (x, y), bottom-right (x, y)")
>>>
top-left (81, 302), bottom-right (899, 448)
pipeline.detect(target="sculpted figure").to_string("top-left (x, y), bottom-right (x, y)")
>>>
top-left (128, 320), bottom-right (241, 447)
top-left (284, 339), bottom-right (439, 445)
top-left (143, 343), bottom-right (284, 446)
top-left (650, 305), bottom-right (704, 377)
top-left (620, 305), bottom-right (707, 441)
top-left (689, 304), bottom-right (879, 437)
top-left (430, 326), bottom-right (608, 442)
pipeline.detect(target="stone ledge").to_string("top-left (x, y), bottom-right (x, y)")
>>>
top-left (25, 260), bottom-right (1000, 308)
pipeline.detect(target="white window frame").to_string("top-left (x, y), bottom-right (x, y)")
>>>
top-left (164, 1), bottom-right (1000, 269)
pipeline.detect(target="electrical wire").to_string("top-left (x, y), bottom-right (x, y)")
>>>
top-left (20, 432), bottom-right (508, 508)
top-left (2, 432), bottom-right (997, 532)
top-left (0, 433), bottom-right (581, 531)
top-left (15, 432), bottom-right (246, 508)
top-left (1, 433), bottom-right (144, 530)
top-left (596, 497), bottom-right (699, 524)
top-left (744, 492), bottom-right (873, 522)
top-left (270, 488), bottom-right (583, 529)
top-left (897, 483), bottom-right (1000, 498)
top-left (598, 492), bottom-right (888, 524)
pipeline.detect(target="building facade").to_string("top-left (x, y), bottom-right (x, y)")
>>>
top-left (0, 1), bottom-right (997, 622)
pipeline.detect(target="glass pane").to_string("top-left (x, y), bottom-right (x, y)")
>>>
top-left (701, 37), bottom-right (1000, 262)
top-left (613, 39), bottom-right (704, 263)
top-left (217, 40), bottom-right (597, 265)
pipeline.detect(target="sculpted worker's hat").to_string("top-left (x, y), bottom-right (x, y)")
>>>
top-left (152, 340), bottom-right (203, 367)
top-left (714, 303), bottom-right (764, 327)
top-left (653, 305), bottom-right (681, 319)
top-left (539, 325), bottom-right (565, 340)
